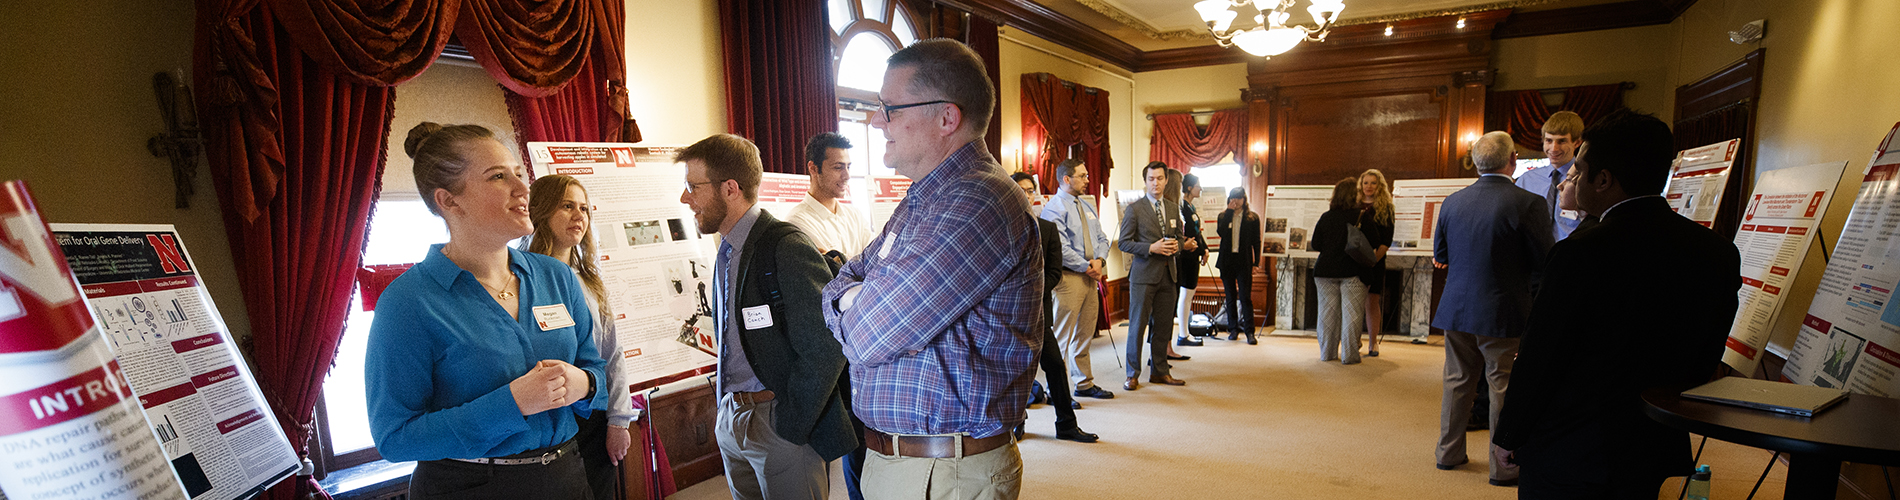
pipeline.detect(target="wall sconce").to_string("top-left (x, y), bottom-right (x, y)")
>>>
top-left (148, 70), bottom-right (201, 209)
top-left (1003, 146), bottom-right (1019, 172)
top-left (1460, 132), bottom-right (1479, 171)
top-left (1250, 142), bottom-right (1267, 176)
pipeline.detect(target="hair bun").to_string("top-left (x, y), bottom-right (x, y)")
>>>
top-left (404, 122), bottom-right (444, 158)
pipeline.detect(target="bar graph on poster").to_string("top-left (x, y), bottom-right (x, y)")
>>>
top-left (1665, 138), bottom-right (1742, 227)
top-left (1721, 161), bottom-right (1846, 373)
top-left (525, 143), bottom-right (720, 392)
top-left (1783, 123), bottom-right (1900, 397)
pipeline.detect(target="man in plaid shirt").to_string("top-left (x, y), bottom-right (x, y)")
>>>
top-left (821, 39), bottom-right (1042, 500)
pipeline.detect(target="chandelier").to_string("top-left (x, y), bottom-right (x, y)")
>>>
top-left (1194, 0), bottom-right (1344, 58)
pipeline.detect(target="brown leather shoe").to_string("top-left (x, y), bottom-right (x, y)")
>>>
top-left (1123, 378), bottom-right (1139, 391)
top-left (1149, 374), bottom-right (1185, 386)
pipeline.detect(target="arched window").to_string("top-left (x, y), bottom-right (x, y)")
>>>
top-left (829, 0), bottom-right (919, 203)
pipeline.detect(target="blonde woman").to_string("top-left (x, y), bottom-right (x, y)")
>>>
top-left (529, 174), bottom-right (632, 500)
top-left (1358, 169), bottom-right (1396, 356)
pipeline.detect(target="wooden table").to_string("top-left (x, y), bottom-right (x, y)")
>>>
top-left (1641, 387), bottom-right (1900, 499)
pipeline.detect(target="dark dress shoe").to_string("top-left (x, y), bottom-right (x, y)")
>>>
top-left (1073, 386), bottom-right (1115, 399)
top-left (1056, 426), bottom-right (1099, 443)
top-left (1149, 374), bottom-right (1185, 386)
top-left (1070, 400), bottom-right (1081, 410)
top-left (1436, 458), bottom-right (1468, 471)
top-left (1245, 333), bottom-right (1258, 345)
top-left (1175, 336), bottom-right (1202, 347)
top-left (1166, 353), bottom-right (1191, 361)
top-left (1227, 332), bottom-right (1240, 341)
top-left (1123, 379), bottom-right (1139, 391)
top-left (1489, 478), bottom-right (1518, 487)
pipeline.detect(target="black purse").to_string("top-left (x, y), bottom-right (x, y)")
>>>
top-left (1343, 223), bottom-right (1378, 267)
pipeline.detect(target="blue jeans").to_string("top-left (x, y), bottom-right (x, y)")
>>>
top-left (1314, 276), bottom-right (1366, 364)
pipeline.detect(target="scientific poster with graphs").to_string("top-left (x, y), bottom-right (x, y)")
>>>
top-left (526, 143), bottom-right (719, 392)
top-left (1783, 124), bottom-right (1900, 397)
top-left (1389, 178), bottom-right (1478, 257)
top-left (49, 224), bottom-right (299, 500)
top-left (1261, 185), bottom-right (1331, 259)
top-left (1665, 139), bottom-right (1741, 226)
top-left (1721, 161), bottom-right (1845, 373)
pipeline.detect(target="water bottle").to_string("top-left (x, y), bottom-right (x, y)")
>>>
top-left (1685, 464), bottom-right (1712, 500)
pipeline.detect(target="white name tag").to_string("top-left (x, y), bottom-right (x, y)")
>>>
top-left (1559, 209), bottom-right (1583, 221)
top-left (877, 235), bottom-right (895, 259)
top-left (742, 305), bottom-right (774, 330)
top-left (533, 304), bottom-right (576, 331)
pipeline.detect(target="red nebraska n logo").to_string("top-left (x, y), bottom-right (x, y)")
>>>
top-left (146, 234), bottom-right (191, 273)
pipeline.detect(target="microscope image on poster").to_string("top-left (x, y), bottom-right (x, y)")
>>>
top-left (669, 258), bottom-right (717, 357)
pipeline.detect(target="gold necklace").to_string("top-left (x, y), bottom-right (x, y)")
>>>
top-left (478, 272), bottom-right (517, 300)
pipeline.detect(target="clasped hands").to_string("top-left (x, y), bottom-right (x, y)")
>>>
top-left (1149, 236), bottom-right (1196, 256)
top-left (510, 359), bottom-right (590, 415)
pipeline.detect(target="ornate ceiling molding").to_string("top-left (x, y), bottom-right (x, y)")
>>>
top-left (1075, 0), bottom-right (1562, 42)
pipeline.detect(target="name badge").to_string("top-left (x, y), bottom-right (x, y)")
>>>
top-left (533, 304), bottom-right (576, 331)
top-left (877, 235), bottom-right (895, 259)
top-left (1559, 209), bottom-right (1583, 221)
top-left (742, 305), bottom-right (774, 330)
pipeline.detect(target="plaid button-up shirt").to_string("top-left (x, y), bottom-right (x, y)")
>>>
top-left (823, 141), bottom-right (1043, 439)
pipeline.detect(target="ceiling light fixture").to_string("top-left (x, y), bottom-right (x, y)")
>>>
top-left (1456, 17), bottom-right (1466, 29)
top-left (1384, 25), bottom-right (1393, 36)
top-left (1195, 0), bottom-right (1344, 58)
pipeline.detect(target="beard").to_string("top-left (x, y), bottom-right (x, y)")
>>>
top-left (694, 200), bottom-right (727, 235)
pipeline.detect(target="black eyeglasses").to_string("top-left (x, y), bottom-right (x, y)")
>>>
top-left (879, 99), bottom-right (953, 117)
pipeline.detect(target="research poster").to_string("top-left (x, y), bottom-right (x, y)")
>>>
top-left (1721, 161), bottom-right (1845, 373)
top-left (1783, 124), bottom-right (1900, 397)
top-left (867, 177), bottom-right (913, 232)
top-left (1, 183), bottom-right (193, 500)
top-left (756, 173), bottom-right (808, 221)
top-left (1665, 139), bottom-right (1741, 226)
top-left (1261, 185), bottom-right (1331, 258)
top-left (1389, 178), bottom-right (1477, 257)
top-left (50, 224), bottom-right (300, 500)
top-left (1191, 186), bottom-right (1230, 277)
top-left (526, 143), bottom-right (719, 392)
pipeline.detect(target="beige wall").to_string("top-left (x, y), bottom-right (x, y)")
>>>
top-left (384, 61), bottom-right (519, 201)
top-left (1491, 24), bottom-right (1676, 119)
top-left (624, 0), bottom-right (727, 146)
top-left (0, 1), bottom-right (252, 341)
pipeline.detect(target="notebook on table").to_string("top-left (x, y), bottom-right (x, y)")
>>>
top-left (1680, 376), bottom-right (1849, 417)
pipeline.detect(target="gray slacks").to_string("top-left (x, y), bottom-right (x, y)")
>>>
top-left (1125, 281), bottom-right (1177, 379)
top-left (716, 395), bottom-right (829, 500)
top-left (1437, 330), bottom-right (1520, 482)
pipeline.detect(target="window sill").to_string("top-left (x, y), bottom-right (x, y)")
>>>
top-left (318, 459), bottom-right (413, 500)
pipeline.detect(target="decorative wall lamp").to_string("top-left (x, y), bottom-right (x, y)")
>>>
top-left (1251, 142), bottom-right (1268, 176)
top-left (1194, 0), bottom-right (1344, 58)
top-left (148, 71), bottom-right (201, 209)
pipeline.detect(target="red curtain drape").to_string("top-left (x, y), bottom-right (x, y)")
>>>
top-left (1021, 73), bottom-right (1073, 193)
top-left (1149, 109), bottom-right (1247, 173)
top-left (1486, 83), bottom-right (1626, 150)
top-left (1072, 87), bottom-right (1112, 197)
top-left (504, 0), bottom-right (634, 167)
top-left (196, 2), bottom-right (395, 499)
top-left (457, 0), bottom-right (592, 97)
top-left (720, 0), bottom-right (837, 174)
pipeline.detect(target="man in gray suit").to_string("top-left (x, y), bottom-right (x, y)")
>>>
top-left (1431, 131), bottom-right (1555, 487)
top-left (1118, 163), bottom-right (1194, 390)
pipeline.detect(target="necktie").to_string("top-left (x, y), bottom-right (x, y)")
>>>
top-left (713, 240), bottom-right (732, 391)
top-left (1075, 197), bottom-right (1094, 261)
top-left (1546, 168), bottom-right (1563, 216)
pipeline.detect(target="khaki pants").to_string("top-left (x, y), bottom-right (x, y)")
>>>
top-left (861, 439), bottom-right (1022, 500)
top-left (716, 395), bottom-right (829, 500)
top-left (1050, 271), bottom-right (1099, 390)
top-left (1437, 330), bottom-right (1520, 482)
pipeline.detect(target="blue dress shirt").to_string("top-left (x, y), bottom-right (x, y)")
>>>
top-left (366, 244), bottom-right (607, 462)
top-left (1515, 161), bottom-right (1582, 241)
top-left (1040, 190), bottom-right (1110, 273)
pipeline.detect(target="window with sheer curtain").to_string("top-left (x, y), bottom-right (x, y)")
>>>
top-left (828, 0), bottom-right (917, 209)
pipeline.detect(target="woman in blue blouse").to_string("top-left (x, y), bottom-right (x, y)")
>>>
top-left (365, 123), bottom-right (606, 499)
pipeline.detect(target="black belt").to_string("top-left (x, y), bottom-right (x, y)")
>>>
top-left (446, 438), bottom-right (579, 466)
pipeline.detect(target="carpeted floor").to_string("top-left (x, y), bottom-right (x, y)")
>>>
top-left (672, 328), bottom-right (1789, 499)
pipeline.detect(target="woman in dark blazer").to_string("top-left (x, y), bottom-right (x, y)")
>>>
top-left (1214, 187), bottom-right (1261, 344)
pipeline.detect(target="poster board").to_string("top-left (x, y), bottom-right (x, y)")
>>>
top-left (1665, 139), bottom-right (1742, 227)
top-left (1721, 161), bottom-right (1847, 373)
top-left (1782, 123), bottom-right (1900, 397)
top-left (755, 173), bottom-right (809, 220)
top-left (1389, 178), bottom-right (1479, 257)
top-left (46, 224), bottom-right (299, 500)
top-left (1190, 186), bottom-right (1230, 277)
top-left (1261, 185), bottom-right (1331, 258)
top-left (526, 143), bottom-right (719, 392)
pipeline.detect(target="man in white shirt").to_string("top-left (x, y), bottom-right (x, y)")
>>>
top-left (1041, 159), bottom-right (1115, 399)
top-left (786, 132), bottom-right (874, 260)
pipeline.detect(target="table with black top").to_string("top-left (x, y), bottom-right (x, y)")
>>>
top-left (1642, 387), bottom-right (1900, 500)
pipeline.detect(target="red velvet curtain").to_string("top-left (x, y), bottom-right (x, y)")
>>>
top-left (1149, 109), bottom-right (1247, 173)
top-left (1021, 73), bottom-right (1073, 193)
top-left (720, 0), bottom-right (837, 174)
top-left (457, 0), bottom-right (592, 97)
top-left (1072, 87), bottom-right (1112, 197)
top-left (196, 2), bottom-right (395, 499)
top-left (504, 0), bottom-right (634, 168)
top-left (1486, 83), bottom-right (1626, 150)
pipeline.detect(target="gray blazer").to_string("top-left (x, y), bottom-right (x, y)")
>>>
top-left (1117, 195), bottom-right (1182, 286)
top-left (731, 211), bottom-right (856, 460)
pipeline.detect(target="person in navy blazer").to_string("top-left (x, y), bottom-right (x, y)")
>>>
top-left (1494, 110), bottom-right (1741, 498)
top-left (1430, 131), bottom-right (1555, 486)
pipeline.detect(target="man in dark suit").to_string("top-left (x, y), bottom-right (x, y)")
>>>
top-left (1012, 172), bottom-right (1098, 443)
top-left (1119, 163), bottom-right (1193, 390)
top-left (1495, 110), bottom-right (1741, 498)
top-left (1431, 131), bottom-right (1555, 486)
top-left (1215, 187), bottom-right (1262, 344)
top-left (677, 134), bottom-right (854, 499)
